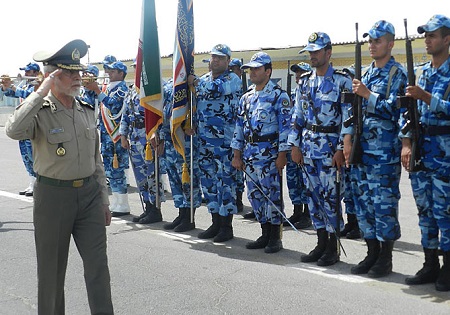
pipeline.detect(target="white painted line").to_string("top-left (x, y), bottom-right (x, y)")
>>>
top-left (289, 264), bottom-right (371, 283)
top-left (0, 190), bottom-right (33, 203)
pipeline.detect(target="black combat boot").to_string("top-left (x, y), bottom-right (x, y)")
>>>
top-left (368, 240), bottom-right (394, 278)
top-left (317, 233), bottom-right (339, 266)
top-left (163, 208), bottom-right (185, 230)
top-left (132, 205), bottom-right (149, 223)
top-left (174, 208), bottom-right (196, 232)
top-left (405, 248), bottom-right (440, 285)
top-left (139, 202), bottom-right (163, 224)
top-left (351, 239), bottom-right (381, 274)
top-left (340, 214), bottom-right (357, 236)
top-left (265, 224), bottom-right (283, 253)
top-left (435, 251), bottom-right (450, 292)
top-left (294, 204), bottom-right (312, 229)
top-left (246, 223), bottom-right (271, 249)
top-left (283, 204), bottom-right (303, 227)
top-left (236, 190), bottom-right (244, 213)
top-left (198, 213), bottom-right (221, 239)
top-left (243, 210), bottom-right (256, 219)
top-left (301, 229), bottom-right (328, 263)
top-left (214, 214), bottom-right (234, 242)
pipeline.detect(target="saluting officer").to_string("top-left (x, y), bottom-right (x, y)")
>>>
top-left (5, 39), bottom-right (114, 315)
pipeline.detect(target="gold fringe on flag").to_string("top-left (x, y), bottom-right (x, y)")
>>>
top-left (145, 140), bottom-right (153, 161)
top-left (181, 162), bottom-right (190, 185)
top-left (113, 153), bottom-right (119, 169)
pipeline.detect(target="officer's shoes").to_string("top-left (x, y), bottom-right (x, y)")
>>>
top-left (346, 228), bottom-right (361, 239)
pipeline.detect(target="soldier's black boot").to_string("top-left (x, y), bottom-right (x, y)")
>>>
top-left (405, 248), bottom-right (440, 285)
top-left (351, 239), bottom-right (380, 274)
top-left (265, 224), bottom-right (283, 253)
top-left (368, 240), bottom-right (394, 278)
top-left (214, 214), bottom-right (234, 242)
top-left (236, 190), bottom-right (244, 213)
top-left (301, 229), bottom-right (328, 263)
top-left (174, 208), bottom-right (196, 232)
top-left (246, 223), bottom-right (271, 249)
top-left (294, 204), bottom-right (312, 229)
top-left (163, 208), bottom-right (185, 230)
top-left (435, 251), bottom-right (450, 292)
top-left (243, 210), bottom-right (256, 219)
top-left (139, 202), bottom-right (163, 224)
top-left (198, 213), bottom-right (221, 239)
top-left (317, 233), bottom-right (339, 266)
top-left (132, 205), bottom-right (149, 223)
top-left (340, 214), bottom-right (357, 236)
top-left (283, 204), bottom-right (302, 227)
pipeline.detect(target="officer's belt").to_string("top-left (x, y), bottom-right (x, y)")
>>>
top-left (37, 175), bottom-right (93, 188)
top-left (422, 125), bottom-right (450, 136)
top-left (305, 123), bottom-right (339, 133)
top-left (245, 133), bottom-right (278, 143)
top-left (131, 120), bottom-right (145, 129)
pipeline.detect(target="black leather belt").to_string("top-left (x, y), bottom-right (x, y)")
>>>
top-left (37, 175), bottom-right (92, 188)
top-left (305, 123), bottom-right (339, 133)
top-left (422, 125), bottom-right (450, 136)
top-left (245, 133), bottom-right (278, 143)
top-left (131, 120), bottom-right (145, 129)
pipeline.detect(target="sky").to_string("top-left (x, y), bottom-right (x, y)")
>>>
top-left (1, 0), bottom-right (448, 75)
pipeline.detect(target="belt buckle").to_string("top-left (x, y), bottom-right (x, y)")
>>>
top-left (248, 134), bottom-right (253, 143)
top-left (311, 125), bottom-right (318, 132)
top-left (72, 179), bottom-right (84, 188)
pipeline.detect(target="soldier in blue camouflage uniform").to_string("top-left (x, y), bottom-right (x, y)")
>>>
top-left (289, 32), bottom-right (351, 266)
top-left (118, 71), bottom-right (166, 224)
top-left (189, 44), bottom-right (242, 242)
top-left (231, 52), bottom-right (291, 253)
top-left (343, 21), bottom-right (407, 278)
top-left (284, 62), bottom-right (312, 229)
top-left (161, 79), bottom-right (202, 232)
top-left (0, 62), bottom-right (41, 196)
top-left (86, 61), bottom-right (130, 216)
top-left (401, 15), bottom-right (450, 291)
top-left (80, 65), bottom-right (100, 106)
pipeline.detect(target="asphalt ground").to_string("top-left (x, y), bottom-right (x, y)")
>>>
top-left (0, 123), bottom-right (449, 315)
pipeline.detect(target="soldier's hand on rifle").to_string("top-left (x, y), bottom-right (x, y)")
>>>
top-left (275, 151), bottom-right (287, 176)
top-left (332, 150), bottom-right (345, 170)
top-left (120, 135), bottom-right (130, 150)
top-left (406, 85), bottom-right (432, 105)
top-left (291, 146), bottom-right (304, 165)
top-left (352, 79), bottom-right (371, 100)
top-left (401, 138), bottom-right (412, 171)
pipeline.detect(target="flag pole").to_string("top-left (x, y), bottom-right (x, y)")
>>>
top-left (189, 89), bottom-right (194, 223)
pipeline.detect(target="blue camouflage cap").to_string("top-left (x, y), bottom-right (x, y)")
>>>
top-left (210, 44), bottom-right (231, 57)
top-left (104, 61), bottom-right (127, 74)
top-left (102, 55), bottom-right (117, 65)
top-left (418, 14), bottom-right (450, 34)
top-left (290, 62), bottom-right (312, 72)
top-left (229, 58), bottom-right (242, 67)
top-left (20, 62), bottom-right (40, 72)
top-left (363, 20), bottom-right (395, 38)
top-left (241, 52), bottom-right (272, 69)
top-left (84, 64), bottom-right (99, 77)
top-left (299, 32), bottom-right (332, 53)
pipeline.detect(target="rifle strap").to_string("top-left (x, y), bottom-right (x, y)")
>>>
top-left (386, 65), bottom-right (398, 97)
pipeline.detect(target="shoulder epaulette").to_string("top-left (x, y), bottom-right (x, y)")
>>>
top-left (42, 100), bottom-right (51, 108)
top-left (300, 71), bottom-right (312, 78)
top-left (78, 98), bottom-right (95, 110)
top-left (334, 69), bottom-right (350, 77)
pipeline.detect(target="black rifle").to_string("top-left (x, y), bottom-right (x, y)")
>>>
top-left (342, 22), bottom-right (363, 164)
top-left (241, 58), bottom-right (248, 91)
top-left (286, 60), bottom-right (292, 99)
top-left (398, 18), bottom-right (422, 172)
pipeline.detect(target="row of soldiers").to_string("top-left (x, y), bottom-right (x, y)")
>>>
top-left (3, 14), bottom-right (450, 297)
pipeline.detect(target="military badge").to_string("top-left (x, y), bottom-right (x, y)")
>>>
top-left (309, 33), bottom-right (318, 43)
top-left (56, 143), bottom-right (66, 156)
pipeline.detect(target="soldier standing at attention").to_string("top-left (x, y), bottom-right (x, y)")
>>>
top-left (188, 44), bottom-right (242, 242)
top-left (5, 39), bottom-right (114, 315)
top-left (343, 20), bottom-right (407, 278)
top-left (289, 32), bottom-right (351, 266)
top-left (401, 14), bottom-right (450, 291)
top-left (231, 52), bottom-right (291, 253)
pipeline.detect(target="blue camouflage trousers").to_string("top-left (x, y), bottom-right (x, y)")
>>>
top-left (19, 139), bottom-right (35, 177)
top-left (164, 136), bottom-right (202, 209)
top-left (101, 135), bottom-right (129, 194)
top-left (286, 152), bottom-right (308, 205)
top-left (351, 163), bottom-right (401, 241)
top-left (245, 157), bottom-right (284, 225)
top-left (199, 142), bottom-right (237, 216)
top-left (302, 158), bottom-right (343, 233)
top-left (410, 167), bottom-right (450, 251)
top-left (129, 128), bottom-right (165, 204)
